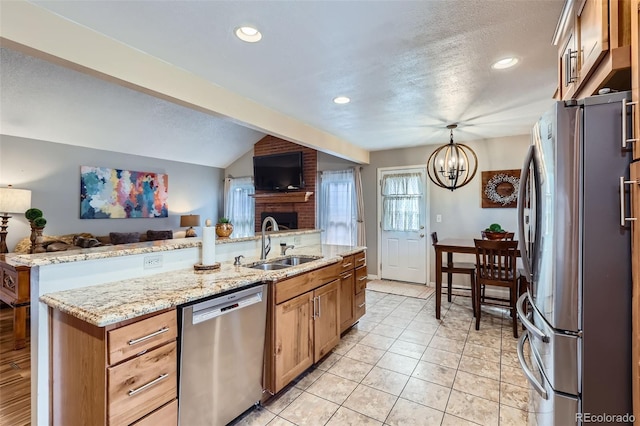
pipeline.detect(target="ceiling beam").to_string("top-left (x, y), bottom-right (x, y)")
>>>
top-left (0, 0), bottom-right (370, 164)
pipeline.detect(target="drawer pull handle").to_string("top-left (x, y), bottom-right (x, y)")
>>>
top-left (342, 262), bottom-right (352, 268)
top-left (358, 276), bottom-right (367, 281)
top-left (128, 373), bottom-right (169, 396)
top-left (128, 327), bottom-right (169, 346)
top-left (357, 258), bottom-right (365, 262)
top-left (358, 303), bottom-right (366, 308)
top-left (341, 273), bottom-right (353, 279)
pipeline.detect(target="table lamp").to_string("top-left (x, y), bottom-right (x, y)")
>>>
top-left (180, 214), bottom-right (200, 238)
top-left (0, 186), bottom-right (32, 253)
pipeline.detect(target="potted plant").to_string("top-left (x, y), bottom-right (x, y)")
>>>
top-left (215, 217), bottom-right (234, 238)
top-left (25, 208), bottom-right (46, 253)
top-left (483, 223), bottom-right (507, 240)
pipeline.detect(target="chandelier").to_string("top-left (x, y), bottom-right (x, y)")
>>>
top-left (426, 124), bottom-right (478, 191)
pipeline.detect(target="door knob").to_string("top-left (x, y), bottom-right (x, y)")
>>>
top-left (420, 234), bottom-right (425, 238)
top-left (420, 225), bottom-right (425, 229)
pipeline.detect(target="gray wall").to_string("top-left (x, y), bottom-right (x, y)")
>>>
top-left (362, 134), bottom-right (530, 282)
top-left (0, 135), bottom-right (223, 251)
top-left (317, 151), bottom-right (358, 171)
top-left (224, 147), bottom-right (254, 178)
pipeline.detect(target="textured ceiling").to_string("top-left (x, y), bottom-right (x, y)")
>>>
top-left (1, 0), bottom-right (565, 167)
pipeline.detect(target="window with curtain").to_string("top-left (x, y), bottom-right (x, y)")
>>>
top-left (318, 169), bottom-right (356, 246)
top-left (382, 173), bottom-right (422, 231)
top-left (224, 176), bottom-right (255, 238)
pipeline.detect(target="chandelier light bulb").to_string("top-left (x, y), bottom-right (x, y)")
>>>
top-left (426, 124), bottom-right (478, 191)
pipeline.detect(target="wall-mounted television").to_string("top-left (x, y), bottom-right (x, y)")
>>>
top-left (253, 151), bottom-right (305, 191)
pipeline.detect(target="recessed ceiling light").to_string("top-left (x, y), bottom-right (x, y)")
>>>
top-left (235, 26), bottom-right (262, 43)
top-left (491, 57), bottom-right (519, 70)
top-left (333, 96), bottom-right (350, 104)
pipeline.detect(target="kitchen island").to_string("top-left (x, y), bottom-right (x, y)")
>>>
top-left (4, 229), bottom-right (366, 425)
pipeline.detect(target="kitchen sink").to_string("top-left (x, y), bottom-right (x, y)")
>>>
top-left (245, 255), bottom-right (322, 270)
top-left (277, 256), bottom-right (319, 266)
top-left (248, 263), bottom-right (291, 271)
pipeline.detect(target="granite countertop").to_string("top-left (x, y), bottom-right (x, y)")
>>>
top-left (4, 229), bottom-right (321, 267)
top-left (39, 244), bottom-right (366, 327)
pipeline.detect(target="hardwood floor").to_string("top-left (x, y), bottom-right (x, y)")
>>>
top-left (0, 304), bottom-right (30, 426)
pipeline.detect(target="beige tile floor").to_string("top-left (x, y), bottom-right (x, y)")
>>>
top-left (234, 283), bottom-right (531, 426)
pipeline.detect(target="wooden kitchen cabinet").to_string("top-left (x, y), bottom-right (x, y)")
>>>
top-left (632, 0), bottom-right (639, 160)
top-left (0, 259), bottom-right (30, 350)
top-left (50, 308), bottom-right (178, 425)
top-left (559, 26), bottom-right (579, 100)
top-left (273, 290), bottom-right (314, 392)
top-left (554, 0), bottom-right (632, 100)
top-left (339, 250), bottom-right (368, 333)
top-left (313, 279), bottom-right (340, 361)
top-left (267, 261), bottom-right (341, 394)
top-left (577, 0), bottom-right (609, 82)
top-left (339, 255), bottom-right (355, 333)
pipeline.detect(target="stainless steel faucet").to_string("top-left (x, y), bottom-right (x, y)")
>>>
top-left (280, 242), bottom-right (294, 255)
top-left (261, 216), bottom-right (279, 259)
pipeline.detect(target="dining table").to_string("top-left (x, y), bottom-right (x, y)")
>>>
top-left (433, 238), bottom-right (477, 319)
top-left (433, 238), bottom-right (521, 319)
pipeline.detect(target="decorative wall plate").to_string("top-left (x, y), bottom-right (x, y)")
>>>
top-left (481, 169), bottom-right (521, 208)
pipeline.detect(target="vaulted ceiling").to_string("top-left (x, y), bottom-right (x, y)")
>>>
top-left (0, 0), bottom-right (565, 168)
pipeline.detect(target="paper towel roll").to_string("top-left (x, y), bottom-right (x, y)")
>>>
top-left (202, 226), bottom-right (216, 265)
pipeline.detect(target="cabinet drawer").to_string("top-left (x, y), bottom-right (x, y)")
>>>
top-left (354, 251), bottom-right (366, 269)
top-left (108, 341), bottom-right (177, 426)
top-left (108, 310), bottom-right (177, 365)
top-left (355, 266), bottom-right (368, 293)
top-left (340, 254), bottom-right (354, 271)
top-left (275, 262), bottom-right (341, 304)
top-left (131, 399), bottom-right (177, 426)
top-left (355, 291), bottom-right (366, 319)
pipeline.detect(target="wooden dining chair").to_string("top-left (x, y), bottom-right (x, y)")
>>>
top-left (473, 239), bottom-right (520, 337)
top-left (431, 232), bottom-right (476, 316)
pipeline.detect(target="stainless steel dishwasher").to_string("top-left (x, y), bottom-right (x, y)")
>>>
top-left (178, 283), bottom-right (268, 425)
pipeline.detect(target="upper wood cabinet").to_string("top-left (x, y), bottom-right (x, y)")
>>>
top-left (554, 0), bottom-right (632, 100)
top-left (577, 0), bottom-right (609, 80)
top-left (631, 0), bottom-right (639, 160)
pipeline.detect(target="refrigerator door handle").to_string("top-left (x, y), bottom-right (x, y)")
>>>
top-left (622, 98), bottom-right (638, 149)
top-left (517, 144), bottom-right (535, 281)
top-left (517, 331), bottom-right (548, 399)
top-left (516, 292), bottom-right (549, 343)
top-left (619, 176), bottom-right (638, 226)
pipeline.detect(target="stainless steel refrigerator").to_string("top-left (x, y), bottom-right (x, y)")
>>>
top-left (516, 91), bottom-right (633, 425)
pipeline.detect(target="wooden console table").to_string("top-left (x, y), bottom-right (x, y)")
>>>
top-left (0, 257), bottom-right (30, 350)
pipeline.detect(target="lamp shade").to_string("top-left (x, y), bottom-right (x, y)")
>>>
top-left (0, 187), bottom-right (32, 214)
top-left (180, 214), bottom-right (201, 227)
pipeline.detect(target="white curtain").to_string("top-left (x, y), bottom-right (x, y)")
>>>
top-left (318, 169), bottom-right (356, 246)
top-left (382, 173), bottom-right (422, 231)
top-left (224, 176), bottom-right (255, 238)
top-left (354, 167), bottom-right (366, 246)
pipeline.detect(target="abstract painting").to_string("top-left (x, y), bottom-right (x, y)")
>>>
top-left (80, 166), bottom-right (169, 219)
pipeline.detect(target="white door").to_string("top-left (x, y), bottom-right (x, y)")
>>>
top-left (378, 167), bottom-right (428, 284)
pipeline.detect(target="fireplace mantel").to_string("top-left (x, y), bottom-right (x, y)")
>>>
top-left (251, 192), bottom-right (313, 204)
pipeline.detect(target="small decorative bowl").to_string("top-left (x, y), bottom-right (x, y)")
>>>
top-left (484, 231), bottom-right (508, 240)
